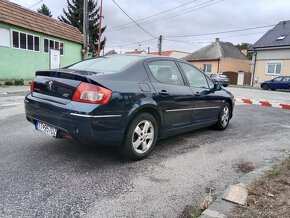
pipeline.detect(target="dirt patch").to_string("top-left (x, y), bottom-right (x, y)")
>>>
top-left (179, 187), bottom-right (215, 218)
top-left (234, 160), bottom-right (255, 174)
top-left (229, 158), bottom-right (290, 217)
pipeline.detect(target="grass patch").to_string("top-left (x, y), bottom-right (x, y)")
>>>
top-left (229, 158), bottom-right (290, 217)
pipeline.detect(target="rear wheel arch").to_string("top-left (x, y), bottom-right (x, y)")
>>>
top-left (126, 106), bottom-right (163, 138)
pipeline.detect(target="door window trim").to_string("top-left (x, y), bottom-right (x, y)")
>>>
top-left (145, 59), bottom-right (187, 86)
top-left (177, 61), bottom-right (211, 89)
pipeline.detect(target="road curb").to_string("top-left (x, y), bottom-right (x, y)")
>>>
top-left (235, 98), bottom-right (290, 110)
top-left (199, 153), bottom-right (289, 218)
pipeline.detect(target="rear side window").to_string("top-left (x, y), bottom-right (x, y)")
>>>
top-left (148, 60), bottom-right (184, 86)
top-left (68, 55), bottom-right (143, 72)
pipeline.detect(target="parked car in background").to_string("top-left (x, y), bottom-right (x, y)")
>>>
top-left (260, 76), bottom-right (290, 91)
top-left (25, 55), bottom-right (235, 160)
top-left (207, 73), bottom-right (230, 87)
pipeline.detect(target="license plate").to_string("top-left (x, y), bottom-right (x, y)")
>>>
top-left (36, 121), bottom-right (57, 137)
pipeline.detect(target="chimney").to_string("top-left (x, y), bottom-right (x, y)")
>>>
top-left (215, 38), bottom-right (220, 42)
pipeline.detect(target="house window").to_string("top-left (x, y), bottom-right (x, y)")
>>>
top-left (34, 37), bottom-right (40, 51)
top-left (44, 39), bottom-right (64, 55)
top-left (0, 28), bottom-right (10, 47)
top-left (20, 33), bottom-right (26, 49)
top-left (266, 62), bottom-right (282, 75)
top-left (28, 35), bottom-right (33, 50)
top-left (13, 31), bottom-right (19, 48)
top-left (12, 30), bottom-right (40, 52)
top-left (203, 64), bottom-right (212, 73)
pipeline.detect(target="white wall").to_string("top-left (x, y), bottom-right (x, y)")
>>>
top-left (256, 48), bottom-right (290, 60)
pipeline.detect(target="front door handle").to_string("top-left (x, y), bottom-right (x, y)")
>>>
top-left (159, 90), bottom-right (169, 97)
top-left (195, 92), bottom-right (201, 96)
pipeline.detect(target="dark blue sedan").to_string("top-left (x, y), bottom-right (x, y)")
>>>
top-left (25, 55), bottom-right (234, 160)
top-left (261, 76), bottom-right (290, 91)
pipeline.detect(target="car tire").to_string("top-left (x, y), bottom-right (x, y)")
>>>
top-left (119, 113), bottom-right (158, 160)
top-left (223, 84), bottom-right (228, 87)
top-left (261, 84), bottom-right (269, 90)
top-left (213, 103), bottom-right (231, 130)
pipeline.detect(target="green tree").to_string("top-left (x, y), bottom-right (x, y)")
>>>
top-left (37, 4), bottom-right (52, 17)
top-left (236, 43), bottom-right (253, 60)
top-left (58, 0), bottom-right (106, 56)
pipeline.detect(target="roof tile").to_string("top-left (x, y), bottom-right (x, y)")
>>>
top-left (0, 0), bottom-right (83, 44)
top-left (253, 20), bottom-right (290, 49)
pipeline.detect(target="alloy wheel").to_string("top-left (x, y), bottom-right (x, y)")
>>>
top-left (221, 106), bottom-right (230, 128)
top-left (132, 120), bottom-right (154, 154)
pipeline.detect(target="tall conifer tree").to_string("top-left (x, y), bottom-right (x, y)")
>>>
top-left (59, 0), bottom-right (106, 56)
top-left (37, 4), bottom-right (52, 17)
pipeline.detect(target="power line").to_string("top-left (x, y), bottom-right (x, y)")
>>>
top-left (108, 0), bottom-right (199, 31)
top-left (108, 0), bottom-right (221, 32)
top-left (28, 0), bottom-right (44, 9)
top-left (112, 0), bottom-right (156, 38)
top-left (164, 39), bottom-right (212, 44)
top-left (110, 38), bottom-right (156, 48)
top-left (163, 31), bottom-right (268, 43)
top-left (165, 24), bottom-right (275, 38)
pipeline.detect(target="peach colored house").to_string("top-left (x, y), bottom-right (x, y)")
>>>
top-left (183, 39), bottom-right (251, 75)
top-left (150, 50), bottom-right (190, 59)
top-left (125, 49), bottom-right (147, 54)
top-left (250, 20), bottom-right (290, 84)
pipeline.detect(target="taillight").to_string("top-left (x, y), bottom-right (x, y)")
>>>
top-left (30, 80), bottom-right (34, 93)
top-left (72, 82), bottom-right (112, 104)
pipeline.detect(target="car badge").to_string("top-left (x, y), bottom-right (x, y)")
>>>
top-left (48, 81), bottom-right (53, 90)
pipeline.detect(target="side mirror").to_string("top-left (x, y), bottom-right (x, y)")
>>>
top-left (213, 82), bottom-right (222, 91)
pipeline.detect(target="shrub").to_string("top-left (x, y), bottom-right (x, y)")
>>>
top-left (14, 79), bottom-right (24, 86)
top-left (4, 81), bottom-right (14, 86)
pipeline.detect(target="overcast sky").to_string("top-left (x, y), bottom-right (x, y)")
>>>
top-left (10, 0), bottom-right (290, 54)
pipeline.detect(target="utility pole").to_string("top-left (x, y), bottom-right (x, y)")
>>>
top-left (158, 35), bottom-right (163, 55)
top-left (83, 0), bottom-right (89, 59)
top-left (98, 0), bottom-right (103, 57)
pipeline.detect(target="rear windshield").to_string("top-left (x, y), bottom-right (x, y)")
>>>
top-left (67, 55), bottom-right (143, 72)
top-left (219, 74), bottom-right (227, 78)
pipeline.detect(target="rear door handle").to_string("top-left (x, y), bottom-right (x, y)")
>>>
top-left (159, 90), bottom-right (169, 97)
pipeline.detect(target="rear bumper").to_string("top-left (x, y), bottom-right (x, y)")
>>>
top-left (25, 94), bottom-right (125, 146)
top-left (219, 80), bottom-right (229, 86)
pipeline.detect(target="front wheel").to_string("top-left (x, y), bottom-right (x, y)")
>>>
top-left (119, 113), bottom-right (158, 160)
top-left (261, 84), bottom-right (269, 90)
top-left (213, 103), bottom-right (231, 130)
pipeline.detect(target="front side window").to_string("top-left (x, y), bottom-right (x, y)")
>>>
top-left (267, 62), bottom-right (282, 75)
top-left (180, 62), bottom-right (209, 89)
top-left (273, 77), bottom-right (283, 82)
top-left (203, 64), bottom-right (212, 73)
top-left (0, 28), bottom-right (10, 47)
top-left (148, 60), bottom-right (184, 86)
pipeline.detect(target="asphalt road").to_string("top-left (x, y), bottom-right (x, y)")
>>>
top-left (0, 92), bottom-right (290, 217)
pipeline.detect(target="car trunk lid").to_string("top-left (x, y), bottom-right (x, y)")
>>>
top-left (32, 69), bottom-right (103, 104)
